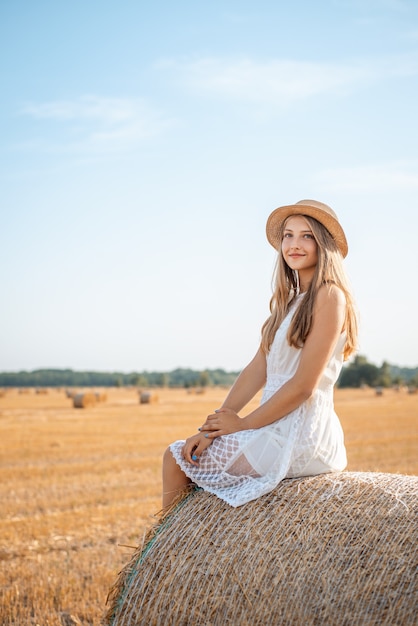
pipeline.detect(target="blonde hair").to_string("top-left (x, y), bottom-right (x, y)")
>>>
top-left (261, 215), bottom-right (358, 360)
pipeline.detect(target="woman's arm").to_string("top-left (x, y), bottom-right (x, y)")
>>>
top-left (182, 347), bottom-right (266, 464)
top-left (220, 347), bottom-right (267, 413)
top-left (202, 286), bottom-right (346, 436)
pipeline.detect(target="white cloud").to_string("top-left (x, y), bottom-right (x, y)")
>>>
top-left (404, 28), bottom-right (418, 41)
top-left (22, 96), bottom-right (139, 123)
top-left (20, 95), bottom-right (173, 153)
top-left (158, 57), bottom-right (370, 105)
top-left (312, 161), bottom-right (418, 192)
top-left (335, 0), bottom-right (410, 11)
top-left (158, 53), bottom-right (418, 105)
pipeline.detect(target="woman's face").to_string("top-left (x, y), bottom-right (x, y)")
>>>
top-left (281, 215), bottom-right (318, 278)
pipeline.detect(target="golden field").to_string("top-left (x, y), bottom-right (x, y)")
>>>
top-left (0, 386), bottom-right (417, 626)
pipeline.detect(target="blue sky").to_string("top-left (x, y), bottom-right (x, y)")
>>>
top-left (1, 0), bottom-right (417, 373)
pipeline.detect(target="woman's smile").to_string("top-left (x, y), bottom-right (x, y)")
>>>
top-left (281, 215), bottom-right (318, 278)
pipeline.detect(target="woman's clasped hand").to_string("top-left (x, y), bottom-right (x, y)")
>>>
top-left (182, 408), bottom-right (244, 465)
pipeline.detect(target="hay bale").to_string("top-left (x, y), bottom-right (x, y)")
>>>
top-left (72, 393), bottom-right (97, 409)
top-left (186, 388), bottom-right (207, 395)
top-left (106, 472), bottom-right (417, 626)
top-left (139, 391), bottom-right (158, 404)
top-left (95, 391), bottom-right (107, 402)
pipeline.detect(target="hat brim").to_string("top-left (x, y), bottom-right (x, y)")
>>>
top-left (266, 203), bottom-right (348, 258)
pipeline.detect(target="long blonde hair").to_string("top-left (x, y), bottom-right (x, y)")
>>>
top-left (261, 215), bottom-right (358, 360)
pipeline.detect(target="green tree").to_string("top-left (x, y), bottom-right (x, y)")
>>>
top-left (154, 372), bottom-right (169, 387)
top-left (339, 355), bottom-right (380, 388)
top-left (377, 361), bottom-right (392, 388)
top-left (198, 370), bottom-right (211, 387)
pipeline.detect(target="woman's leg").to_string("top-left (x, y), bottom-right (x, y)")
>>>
top-left (162, 447), bottom-right (192, 509)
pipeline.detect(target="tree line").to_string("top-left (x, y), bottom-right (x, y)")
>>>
top-left (338, 355), bottom-right (417, 388)
top-left (0, 367), bottom-right (239, 389)
top-left (0, 357), bottom-right (417, 389)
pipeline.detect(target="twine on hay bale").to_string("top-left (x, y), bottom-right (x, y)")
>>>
top-left (105, 471), bottom-right (417, 626)
top-left (72, 392), bottom-right (97, 409)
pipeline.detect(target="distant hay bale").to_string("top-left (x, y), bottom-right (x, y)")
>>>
top-left (95, 392), bottom-right (107, 403)
top-left (106, 472), bottom-right (417, 626)
top-left (139, 392), bottom-right (158, 404)
top-left (66, 389), bottom-right (76, 399)
top-left (72, 393), bottom-right (97, 409)
top-left (36, 388), bottom-right (48, 395)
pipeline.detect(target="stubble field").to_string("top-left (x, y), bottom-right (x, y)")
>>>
top-left (0, 386), bottom-right (417, 625)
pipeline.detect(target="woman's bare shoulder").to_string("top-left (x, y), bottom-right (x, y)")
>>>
top-left (316, 283), bottom-right (346, 307)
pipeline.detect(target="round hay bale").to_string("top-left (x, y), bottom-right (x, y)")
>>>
top-left (140, 391), bottom-right (158, 404)
top-left (106, 472), bottom-right (417, 626)
top-left (72, 393), bottom-right (97, 409)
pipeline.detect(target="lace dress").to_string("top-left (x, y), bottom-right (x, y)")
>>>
top-left (170, 294), bottom-right (347, 507)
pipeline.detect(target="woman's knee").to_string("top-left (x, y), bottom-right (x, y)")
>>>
top-left (163, 446), bottom-right (173, 461)
top-left (163, 446), bottom-right (174, 465)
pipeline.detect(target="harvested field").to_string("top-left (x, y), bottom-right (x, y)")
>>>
top-left (0, 386), bottom-right (417, 625)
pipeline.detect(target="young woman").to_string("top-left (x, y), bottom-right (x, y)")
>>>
top-left (162, 199), bottom-right (358, 508)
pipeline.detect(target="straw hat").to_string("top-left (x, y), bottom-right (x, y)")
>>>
top-left (266, 199), bottom-right (348, 258)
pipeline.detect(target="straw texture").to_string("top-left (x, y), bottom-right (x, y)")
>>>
top-left (105, 472), bottom-right (417, 626)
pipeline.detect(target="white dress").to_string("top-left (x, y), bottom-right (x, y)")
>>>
top-left (170, 294), bottom-right (347, 507)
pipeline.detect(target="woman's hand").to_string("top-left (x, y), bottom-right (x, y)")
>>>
top-left (182, 433), bottom-right (213, 466)
top-left (199, 408), bottom-right (245, 439)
